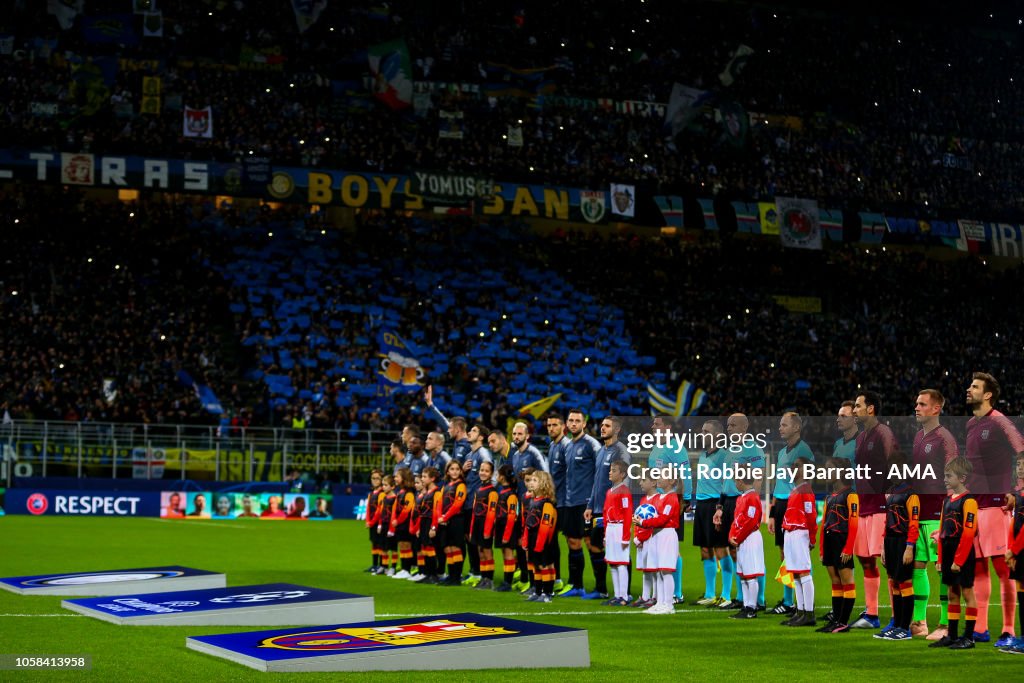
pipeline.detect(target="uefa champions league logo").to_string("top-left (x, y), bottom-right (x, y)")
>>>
top-left (210, 590), bottom-right (310, 604)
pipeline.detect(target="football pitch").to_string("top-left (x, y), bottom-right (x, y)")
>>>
top-left (0, 517), bottom-right (1019, 681)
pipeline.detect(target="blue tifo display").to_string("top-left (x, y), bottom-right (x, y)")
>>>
top-left (634, 503), bottom-right (658, 521)
top-left (0, 567), bottom-right (226, 596)
top-left (186, 613), bottom-right (591, 672)
top-left (62, 583), bottom-right (374, 626)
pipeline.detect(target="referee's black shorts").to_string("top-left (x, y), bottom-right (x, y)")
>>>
top-left (771, 499), bottom-right (787, 547)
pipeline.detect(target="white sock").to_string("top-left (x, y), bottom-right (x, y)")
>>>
top-left (642, 573), bottom-right (654, 600)
top-left (800, 574), bottom-right (815, 612)
top-left (742, 578), bottom-right (758, 609)
top-left (610, 565), bottom-right (621, 600)
top-left (658, 572), bottom-right (672, 606)
top-left (793, 578), bottom-right (804, 611)
top-left (616, 565), bottom-right (629, 600)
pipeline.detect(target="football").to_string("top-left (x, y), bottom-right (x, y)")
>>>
top-left (634, 503), bottom-right (658, 521)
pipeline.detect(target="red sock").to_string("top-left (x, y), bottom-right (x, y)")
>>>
top-left (863, 566), bottom-right (880, 616)
top-left (974, 558), bottom-right (991, 634)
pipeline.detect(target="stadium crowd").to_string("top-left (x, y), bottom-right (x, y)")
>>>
top-left (2, 2), bottom-right (1024, 216)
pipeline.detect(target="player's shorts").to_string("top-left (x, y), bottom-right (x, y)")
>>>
top-left (383, 534), bottom-right (397, 552)
top-left (974, 506), bottom-right (1011, 558)
top-left (940, 538), bottom-right (976, 587)
top-left (557, 506), bottom-right (569, 533)
top-left (417, 524), bottom-right (435, 549)
top-left (494, 522), bottom-right (519, 550)
top-left (914, 520), bottom-right (940, 563)
top-left (883, 536), bottom-right (914, 583)
top-left (470, 518), bottom-right (493, 548)
top-left (395, 527), bottom-right (416, 544)
top-left (589, 517), bottom-right (606, 550)
top-left (853, 513), bottom-right (884, 558)
top-left (677, 504), bottom-right (686, 543)
top-left (369, 524), bottom-right (382, 546)
top-left (527, 540), bottom-right (558, 568)
top-left (783, 528), bottom-right (812, 572)
top-left (770, 498), bottom-right (787, 547)
top-left (561, 505), bottom-right (587, 539)
top-left (736, 532), bottom-right (765, 579)
top-left (635, 535), bottom-right (650, 572)
top-left (604, 522), bottom-right (630, 565)
top-left (821, 531), bottom-right (854, 570)
top-left (720, 495), bottom-right (738, 539)
top-left (441, 516), bottom-right (465, 548)
top-left (645, 527), bottom-right (679, 572)
top-left (693, 499), bottom-right (727, 548)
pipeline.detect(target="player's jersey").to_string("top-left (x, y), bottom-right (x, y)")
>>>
top-left (469, 483), bottom-right (499, 539)
top-left (563, 433), bottom-right (602, 507)
top-left (854, 421), bottom-right (897, 516)
top-left (782, 481), bottom-right (817, 538)
top-left (379, 491), bottom-right (396, 530)
top-left (495, 485), bottom-right (520, 545)
top-left (831, 435), bottom-right (856, 463)
top-left (695, 449), bottom-right (725, 500)
top-left (938, 493), bottom-right (978, 566)
top-left (884, 483), bottom-right (920, 543)
top-left (412, 489), bottom-right (431, 535)
top-left (774, 439), bottom-right (813, 499)
top-left (548, 436), bottom-right (569, 506)
top-left (729, 489), bottom-right (762, 545)
top-left (511, 444), bottom-right (544, 499)
top-left (821, 486), bottom-right (859, 556)
top-left (603, 482), bottom-right (633, 544)
top-left (589, 441), bottom-right (629, 513)
top-left (366, 487), bottom-right (384, 528)
top-left (913, 425), bottom-right (959, 520)
top-left (721, 442), bottom-right (766, 497)
top-left (965, 409), bottom-right (1024, 508)
top-left (464, 447), bottom-right (493, 497)
top-left (634, 493), bottom-right (658, 544)
top-left (438, 479), bottom-right (467, 524)
top-left (389, 488), bottom-right (415, 534)
top-left (522, 496), bottom-right (557, 552)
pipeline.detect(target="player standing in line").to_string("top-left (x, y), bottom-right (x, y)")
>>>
top-left (714, 413), bottom-right (766, 610)
top-left (388, 468), bottom-right (417, 579)
top-left (817, 459), bottom-right (859, 634)
top-left (584, 417), bottom-right (629, 600)
top-left (728, 472), bottom-right (764, 620)
top-left (998, 454), bottom-right (1024, 653)
top-left (911, 389), bottom-right (959, 640)
top-left (364, 469), bottom-right (385, 573)
top-left (461, 424), bottom-right (493, 586)
top-left (377, 475), bottom-right (397, 576)
top-left (424, 431), bottom-right (452, 472)
top-left (781, 458), bottom-right (818, 627)
top-left (509, 422), bottom-right (545, 591)
top-left (416, 467), bottom-right (443, 584)
top-left (492, 464), bottom-right (521, 593)
top-left (410, 473), bottom-right (426, 578)
top-left (632, 476), bottom-right (662, 609)
top-left (648, 416), bottom-right (692, 604)
top-left (692, 419), bottom-right (726, 606)
top-left (424, 385), bottom-right (472, 464)
top-left (930, 457), bottom-right (979, 649)
top-left (602, 460), bottom-right (633, 606)
top-left (964, 372), bottom-right (1024, 646)
top-left (561, 409), bottom-right (601, 597)
top-left (642, 476), bottom-right (681, 615)
top-left (545, 412), bottom-right (570, 594)
top-left (469, 460), bottom-right (499, 590)
top-left (436, 460), bottom-right (468, 586)
top-left (850, 391), bottom-right (898, 629)
top-left (769, 412), bottom-right (814, 615)
top-left (522, 471), bottom-right (559, 603)
top-left (875, 453), bottom-right (921, 640)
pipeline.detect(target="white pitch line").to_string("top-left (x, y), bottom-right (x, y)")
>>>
top-left (0, 614), bottom-right (83, 617)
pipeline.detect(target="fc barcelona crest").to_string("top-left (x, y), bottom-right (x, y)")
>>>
top-left (259, 620), bottom-right (517, 651)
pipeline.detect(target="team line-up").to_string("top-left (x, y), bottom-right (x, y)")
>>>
top-left (362, 377), bottom-right (1024, 655)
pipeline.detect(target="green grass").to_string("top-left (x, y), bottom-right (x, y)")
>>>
top-left (0, 517), bottom-right (1020, 681)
